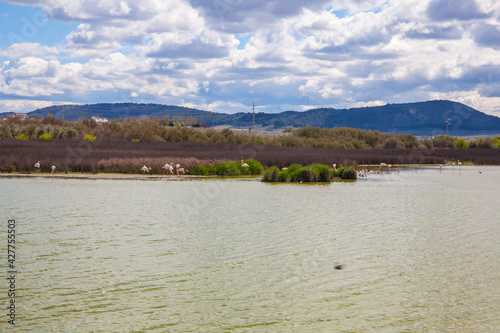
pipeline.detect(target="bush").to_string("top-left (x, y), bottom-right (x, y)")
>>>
top-left (243, 159), bottom-right (264, 175)
top-left (454, 138), bottom-right (468, 149)
top-left (340, 166), bottom-right (357, 180)
top-left (263, 163), bottom-right (353, 183)
top-left (189, 159), bottom-right (263, 176)
top-left (493, 136), bottom-right (500, 149)
top-left (263, 166), bottom-right (278, 182)
top-left (83, 134), bottom-right (97, 142)
top-left (15, 133), bottom-right (29, 141)
top-left (39, 133), bottom-right (53, 141)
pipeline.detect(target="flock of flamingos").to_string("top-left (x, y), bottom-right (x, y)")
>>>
top-left (32, 160), bottom-right (462, 178)
top-left (32, 160), bottom-right (251, 178)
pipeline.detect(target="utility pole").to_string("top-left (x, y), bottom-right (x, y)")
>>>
top-left (446, 118), bottom-right (450, 136)
top-left (252, 103), bottom-right (255, 131)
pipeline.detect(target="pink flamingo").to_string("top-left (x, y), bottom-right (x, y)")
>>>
top-left (378, 163), bottom-right (387, 173)
top-left (140, 165), bottom-right (151, 177)
top-left (241, 160), bottom-right (250, 175)
top-left (177, 167), bottom-right (188, 177)
top-left (161, 163), bottom-right (171, 178)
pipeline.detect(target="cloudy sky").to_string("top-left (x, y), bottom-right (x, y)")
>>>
top-left (1, 0), bottom-right (499, 116)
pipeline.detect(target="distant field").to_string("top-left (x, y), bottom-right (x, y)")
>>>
top-left (1, 139), bottom-right (500, 174)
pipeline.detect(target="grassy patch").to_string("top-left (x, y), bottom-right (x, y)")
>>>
top-left (263, 164), bottom-right (357, 183)
top-left (189, 159), bottom-right (263, 176)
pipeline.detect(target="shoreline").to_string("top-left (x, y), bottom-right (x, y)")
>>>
top-left (2, 164), bottom-right (491, 181)
top-left (0, 173), bottom-right (219, 180)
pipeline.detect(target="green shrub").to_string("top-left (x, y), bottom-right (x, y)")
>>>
top-left (454, 138), bottom-right (468, 149)
top-left (242, 159), bottom-right (264, 175)
top-left (39, 133), bottom-right (53, 141)
top-left (311, 164), bottom-right (331, 182)
top-left (263, 163), bottom-right (345, 183)
top-left (263, 166), bottom-right (278, 182)
top-left (340, 166), bottom-right (357, 179)
top-left (189, 160), bottom-right (263, 176)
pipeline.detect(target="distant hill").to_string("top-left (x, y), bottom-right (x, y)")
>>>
top-left (4, 100), bottom-right (500, 136)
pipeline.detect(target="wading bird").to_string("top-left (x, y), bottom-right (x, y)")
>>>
top-left (439, 164), bottom-right (443, 172)
top-left (177, 167), bottom-right (188, 177)
top-left (140, 165), bottom-right (151, 177)
top-left (458, 160), bottom-right (462, 171)
top-left (161, 163), bottom-right (171, 177)
top-left (333, 163), bottom-right (337, 170)
top-left (241, 160), bottom-right (250, 175)
top-left (378, 163), bottom-right (387, 173)
top-left (51, 165), bottom-right (56, 177)
top-left (34, 161), bottom-right (40, 173)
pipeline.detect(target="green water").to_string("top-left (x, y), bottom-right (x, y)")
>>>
top-left (1, 166), bottom-right (499, 332)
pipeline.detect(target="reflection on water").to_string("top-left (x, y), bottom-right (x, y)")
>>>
top-left (1, 166), bottom-right (499, 332)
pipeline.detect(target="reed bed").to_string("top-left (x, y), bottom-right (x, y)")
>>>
top-left (1, 139), bottom-right (500, 174)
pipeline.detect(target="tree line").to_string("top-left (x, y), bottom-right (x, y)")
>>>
top-left (1, 113), bottom-right (499, 149)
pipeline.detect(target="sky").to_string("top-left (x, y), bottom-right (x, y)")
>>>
top-left (0, 0), bottom-right (499, 116)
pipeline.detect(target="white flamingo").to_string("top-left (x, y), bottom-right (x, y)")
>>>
top-left (140, 165), bottom-right (151, 177)
top-left (439, 164), bottom-right (443, 172)
top-left (387, 164), bottom-right (392, 174)
top-left (458, 160), bottom-right (462, 171)
top-left (241, 160), bottom-right (250, 175)
top-left (177, 167), bottom-right (188, 177)
top-left (51, 165), bottom-right (56, 177)
top-left (169, 164), bottom-right (174, 175)
top-left (161, 163), bottom-right (171, 177)
top-left (34, 161), bottom-right (40, 173)
top-left (378, 163), bottom-right (387, 173)
top-left (333, 164), bottom-right (337, 170)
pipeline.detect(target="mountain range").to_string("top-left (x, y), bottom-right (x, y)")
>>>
top-left (3, 100), bottom-right (500, 136)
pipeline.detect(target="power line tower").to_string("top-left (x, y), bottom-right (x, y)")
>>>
top-left (446, 118), bottom-right (450, 136)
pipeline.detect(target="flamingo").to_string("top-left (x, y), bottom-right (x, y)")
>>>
top-left (241, 160), bottom-right (250, 175)
top-left (169, 164), bottom-right (174, 175)
top-left (458, 160), bottom-right (462, 171)
top-left (387, 164), bottom-right (392, 174)
top-left (177, 167), bottom-right (188, 177)
top-left (51, 165), bottom-right (56, 177)
top-left (378, 163), bottom-right (387, 173)
top-left (439, 164), bottom-right (443, 172)
top-left (281, 167), bottom-right (288, 171)
top-left (34, 161), bottom-right (40, 173)
top-left (140, 165), bottom-right (151, 177)
top-left (161, 163), bottom-right (171, 177)
top-left (333, 163), bottom-right (337, 170)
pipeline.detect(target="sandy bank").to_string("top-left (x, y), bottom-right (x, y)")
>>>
top-left (0, 173), bottom-right (217, 180)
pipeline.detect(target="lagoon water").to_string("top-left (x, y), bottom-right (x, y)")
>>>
top-left (1, 166), bottom-right (499, 332)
